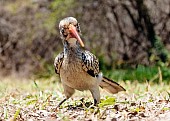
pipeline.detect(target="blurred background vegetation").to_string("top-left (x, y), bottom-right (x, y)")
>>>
top-left (0, 0), bottom-right (170, 82)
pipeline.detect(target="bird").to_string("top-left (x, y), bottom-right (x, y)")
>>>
top-left (54, 17), bottom-right (125, 107)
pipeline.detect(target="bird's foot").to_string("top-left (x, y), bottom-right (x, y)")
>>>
top-left (53, 98), bottom-right (67, 112)
top-left (94, 99), bottom-right (98, 106)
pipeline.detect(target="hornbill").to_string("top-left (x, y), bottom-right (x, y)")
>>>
top-left (54, 17), bottom-right (125, 107)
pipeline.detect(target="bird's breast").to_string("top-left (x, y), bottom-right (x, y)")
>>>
top-left (60, 57), bottom-right (97, 91)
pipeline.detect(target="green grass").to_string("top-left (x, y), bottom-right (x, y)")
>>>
top-left (39, 61), bottom-right (170, 83)
top-left (0, 76), bottom-right (170, 120)
top-left (104, 65), bottom-right (170, 83)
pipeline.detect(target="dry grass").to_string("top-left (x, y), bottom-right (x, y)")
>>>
top-left (0, 77), bottom-right (170, 121)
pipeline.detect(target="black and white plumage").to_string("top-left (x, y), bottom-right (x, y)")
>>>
top-left (54, 52), bottom-right (64, 74)
top-left (81, 50), bottom-right (99, 77)
top-left (54, 17), bottom-right (125, 107)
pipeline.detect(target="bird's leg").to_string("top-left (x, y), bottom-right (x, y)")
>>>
top-left (56, 83), bottom-right (75, 109)
top-left (90, 86), bottom-right (100, 106)
top-left (94, 99), bottom-right (98, 106)
top-left (56, 98), bottom-right (67, 108)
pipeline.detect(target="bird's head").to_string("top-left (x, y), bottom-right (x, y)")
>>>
top-left (59, 17), bottom-right (84, 47)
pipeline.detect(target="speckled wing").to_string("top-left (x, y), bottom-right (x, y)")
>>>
top-left (82, 50), bottom-right (100, 77)
top-left (54, 52), bottom-right (64, 74)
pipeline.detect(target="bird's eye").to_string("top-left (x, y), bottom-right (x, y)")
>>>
top-left (61, 28), bottom-right (64, 33)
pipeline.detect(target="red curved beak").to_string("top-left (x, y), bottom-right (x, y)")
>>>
top-left (68, 24), bottom-right (85, 47)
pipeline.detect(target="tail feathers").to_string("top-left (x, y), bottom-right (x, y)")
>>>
top-left (99, 76), bottom-right (125, 94)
